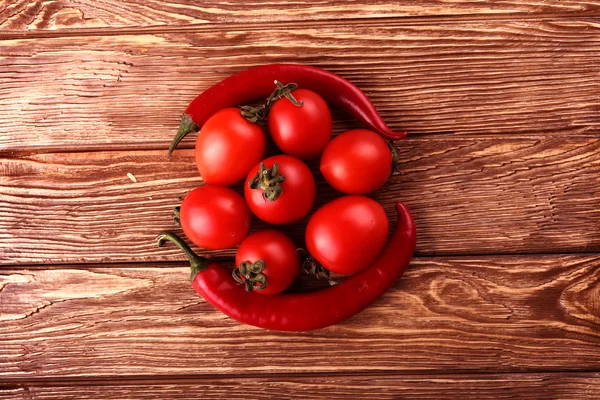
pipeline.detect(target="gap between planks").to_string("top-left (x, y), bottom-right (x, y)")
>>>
top-left (1, 252), bottom-right (600, 270)
top-left (2, 133), bottom-right (599, 158)
top-left (2, 369), bottom-right (600, 387)
top-left (1, 12), bottom-right (599, 40)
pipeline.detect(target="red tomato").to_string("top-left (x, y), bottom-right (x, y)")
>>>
top-left (195, 108), bottom-right (266, 185)
top-left (234, 230), bottom-right (300, 295)
top-left (180, 185), bottom-right (251, 250)
top-left (244, 155), bottom-right (316, 225)
top-left (320, 129), bottom-right (393, 195)
top-left (268, 88), bottom-right (332, 160)
top-left (305, 195), bottom-right (388, 275)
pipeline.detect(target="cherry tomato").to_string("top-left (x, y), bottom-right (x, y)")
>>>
top-left (268, 88), bottom-right (332, 160)
top-left (195, 108), bottom-right (266, 185)
top-left (244, 155), bottom-right (316, 225)
top-left (305, 195), bottom-right (388, 275)
top-left (180, 185), bottom-right (251, 250)
top-left (234, 230), bottom-right (300, 295)
top-left (320, 129), bottom-right (393, 195)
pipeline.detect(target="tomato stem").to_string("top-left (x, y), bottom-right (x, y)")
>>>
top-left (240, 104), bottom-right (267, 124)
top-left (247, 162), bottom-right (286, 202)
top-left (297, 248), bottom-right (339, 286)
top-left (232, 260), bottom-right (268, 291)
top-left (173, 207), bottom-right (181, 227)
top-left (169, 114), bottom-right (200, 158)
top-left (157, 232), bottom-right (208, 281)
top-left (239, 80), bottom-right (302, 124)
top-left (388, 141), bottom-right (400, 174)
top-left (271, 80), bottom-right (303, 107)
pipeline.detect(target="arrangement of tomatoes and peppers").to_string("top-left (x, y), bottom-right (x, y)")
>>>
top-left (157, 64), bottom-right (417, 332)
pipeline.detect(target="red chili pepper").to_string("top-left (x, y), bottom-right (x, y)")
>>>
top-left (157, 202), bottom-right (416, 332)
top-left (169, 63), bottom-right (407, 156)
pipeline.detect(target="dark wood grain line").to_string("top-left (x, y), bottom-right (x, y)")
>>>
top-left (1, 255), bottom-right (599, 378)
top-left (2, 136), bottom-right (600, 264)
top-left (1, 372), bottom-right (600, 399)
top-left (0, 19), bottom-right (599, 152)
top-left (1, 0), bottom-right (600, 33)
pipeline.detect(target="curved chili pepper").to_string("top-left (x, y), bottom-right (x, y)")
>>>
top-left (157, 202), bottom-right (416, 332)
top-left (170, 63), bottom-right (407, 156)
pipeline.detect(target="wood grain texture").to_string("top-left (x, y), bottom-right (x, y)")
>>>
top-left (1, 19), bottom-right (599, 152)
top-left (2, 0), bottom-right (600, 32)
top-left (1, 255), bottom-right (599, 378)
top-left (2, 136), bottom-right (600, 264)
top-left (2, 5), bottom-right (600, 392)
top-left (2, 373), bottom-right (600, 399)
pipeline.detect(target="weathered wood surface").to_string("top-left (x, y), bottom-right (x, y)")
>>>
top-left (2, 135), bottom-right (600, 264)
top-left (2, 0), bottom-right (600, 32)
top-left (1, 255), bottom-right (599, 378)
top-left (2, 0), bottom-right (600, 395)
top-left (2, 373), bottom-right (600, 399)
top-left (1, 19), bottom-right (599, 153)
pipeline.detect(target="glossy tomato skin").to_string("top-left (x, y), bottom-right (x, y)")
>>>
top-left (244, 155), bottom-right (316, 225)
top-left (320, 129), bottom-right (392, 195)
top-left (180, 185), bottom-right (251, 250)
top-left (235, 230), bottom-right (300, 295)
top-left (268, 89), bottom-right (332, 160)
top-left (306, 195), bottom-right (388, 275)
top-left (195, 108), bottom-right (266, 185)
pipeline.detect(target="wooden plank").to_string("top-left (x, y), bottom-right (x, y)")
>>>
top-left (1, 19), bottom-right (599, 152)
top-left (2, 135), bottom-right (600, 264)
top-left (1, 255), bottom-right (599, 378)
top-left (1, 373), bottom-right (600, 399)
top-left (1, 1), bottom-right (600, 32)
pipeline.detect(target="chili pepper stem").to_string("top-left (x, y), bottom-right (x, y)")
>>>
top-left (157, 232), bottom-right (208, 281)
top-left (247, 162), bottom-right (286, 202)
top-left (169, 114), bottom-right (200, 158)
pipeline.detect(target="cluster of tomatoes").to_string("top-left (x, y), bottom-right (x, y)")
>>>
top-left (176, 83), bottom-right (395, 295)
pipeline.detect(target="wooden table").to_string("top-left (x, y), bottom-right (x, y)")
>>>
top-left (1, 1), bottom-right (600, 398)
